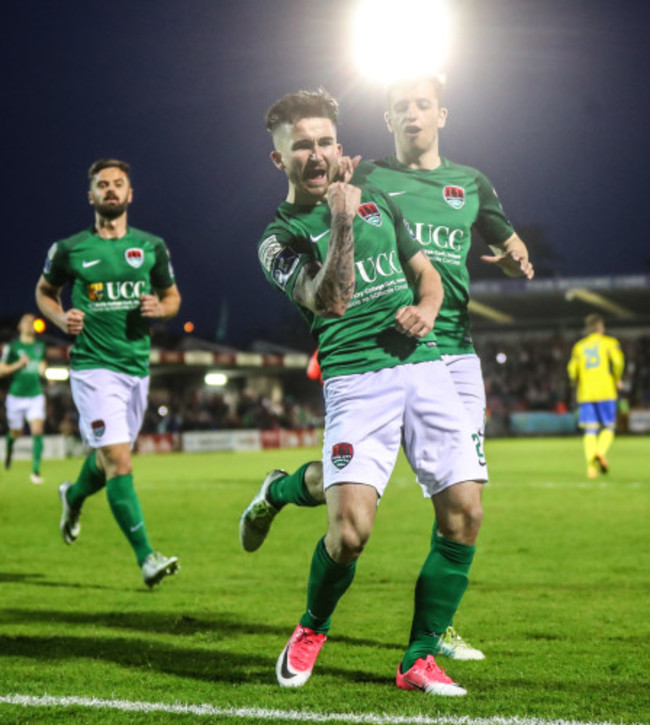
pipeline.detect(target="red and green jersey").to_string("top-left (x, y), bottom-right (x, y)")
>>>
top-left (258, 187), bottom-right (441, 380)
top-left (42, 227), bottom-right (175, 377)
top-left (1, 339), bottom-right (45, 397)
top-left (352, 157), bottom-right (515, 354)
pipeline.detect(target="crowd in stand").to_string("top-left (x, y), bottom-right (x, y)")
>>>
top-left (1, 333), bottom-right (649, 439)
top-left (0, 383), bottom-right (323, 437)
top-left (141, 387), bottom-right (322, 434)
top-left (478, 333), bottom-right (649, 413)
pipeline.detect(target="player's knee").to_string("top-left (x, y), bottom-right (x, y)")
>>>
top-left (98, 447), bottom-right (132, 478)
top-left (327, 519), bottom-right (371, 564)
top-left (439, 502), bottom-right (483, 544)
top-left (305, 461), bottom-right (325, 503)
top-left (463, 501), bottom-right (484, 540)
top-left (112, 452), bottom-right (133, 477)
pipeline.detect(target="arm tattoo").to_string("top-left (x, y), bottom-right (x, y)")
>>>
top-left (314, 213), bottom-right (356, 315)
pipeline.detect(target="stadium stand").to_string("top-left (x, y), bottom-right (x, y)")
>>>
top-left (1, 274), bottom-right (649, 446)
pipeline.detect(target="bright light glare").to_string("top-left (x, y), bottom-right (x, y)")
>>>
top-left (496, 353), bottom-right (507, 365)
top-left (33, 318), bottom-right (46, 333)
top-left (352, 0), bottom-right (452, 85)
top-left (204, 372), bottom-right (228, 387)
top-left (158, 405), bottom-right (169, 417)
top-left (45, 366), bottom-right (69, 381)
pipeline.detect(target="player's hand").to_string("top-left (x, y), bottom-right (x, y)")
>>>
top-left (336, 155), bottom-right (362, 183)
top-left (480, 251), bottom-right (534, 279)
top-left (16, 354), bottom-right (30, 369)
top-left (64, 308), bottom-right (85, 335)
top-left (327, 182), bottom-right (361, 218)
top-left (394, 305), bottom-right (435, 339)
top-left (140, 294), bottom-right (162, 318)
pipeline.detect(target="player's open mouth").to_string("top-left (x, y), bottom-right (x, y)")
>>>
top-left (305, 167), bottom-right (326, 183)
top-left (404, 125), bottom-right (421, 137)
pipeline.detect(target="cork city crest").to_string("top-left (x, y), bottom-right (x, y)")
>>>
top-left (443, 185), bottom-right (466, 209)
top-left (125, 248), bottom-right (144, 268)
top-left (357, 202), bottom-right (383, 227)
top-left (331, 442), bottom-right (354, 470)
top-left (91, 419), bottom-right (106, 438)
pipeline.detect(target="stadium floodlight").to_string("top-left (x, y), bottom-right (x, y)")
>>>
top-left (351, 0), bottom-right (452, 85)
top-left (45, 366), bottom-right (69, 381)
top-left (204, 372), bottom-right (228, 387)
top-left (565, 288), bottom-right (636, 319)
top-left (467, 299), bottom-right (514, 324)
top-left (158, 406), bottom-right (169, 417)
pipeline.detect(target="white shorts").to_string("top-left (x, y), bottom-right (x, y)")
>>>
top-left (321, 361), bottom-right (488, 498)
top-left (442, 353), bottom-right (486, 434)
top-left (70, 368), bottom-right (149, 449)
top-left (6, 394), bottom-right (45, 430)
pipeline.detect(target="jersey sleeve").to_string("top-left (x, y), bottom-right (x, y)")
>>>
top-left (473, 171), bottom-right (516, 246)
top-left (42, 241), bottom-right (70, 287)
top-left (150, 239), bottom-right (176, 290)
top-left (0, 344), bottom-right (10, 364)
top-left (257, 224), bottom-right (311, 301)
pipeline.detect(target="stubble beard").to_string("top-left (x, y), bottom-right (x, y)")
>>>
top-left (94, 200), bottom-right (129, 220)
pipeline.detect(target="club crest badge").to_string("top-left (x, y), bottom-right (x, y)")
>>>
top-left (258, 235), bottom-right (282, 272)
top-left (357, 202), bottom-right (383, 227)
top-left (331, 442), bottom-right (354, 470)
top-left (91, 419), bottom-right (106, 438)
top-left (443, 186), bottom-right (466, 209)
top-left (125, 248), bottom-right (144, 268)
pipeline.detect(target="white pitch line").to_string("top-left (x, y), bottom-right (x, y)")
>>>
top-left (0, 694), bottom-right (641, 725)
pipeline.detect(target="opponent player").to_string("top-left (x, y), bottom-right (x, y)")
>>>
top-left (0, 313), bottom-right (47, 483)
top-left (240, 75), bottom-right (534, 659)
top-left (35, 158), bottom-right (181, 588)
top-left (567, 313), bottom-right (625, 478)
top-left (254, 88), bottom-right (487, 696)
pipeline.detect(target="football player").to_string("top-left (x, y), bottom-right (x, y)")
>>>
top-left (35, 158), bottom-right (181, 588)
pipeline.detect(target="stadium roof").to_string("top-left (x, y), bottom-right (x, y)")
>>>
top-left (469, 274), bottom-right (650, 335)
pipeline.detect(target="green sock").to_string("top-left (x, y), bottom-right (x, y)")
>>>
top-left (66, 452), bottom-right (106, 509)
top-left (5, 433), bottom-right (15, 459)
top-left (402, 532), bottom-right (476, 671)
top-left (32, 434), bottom-right (43, 474)
top-left (267, 463), bottom-right (320, 509)
top-left (106, 474), bottom-right (154, 566)
top-left (299, 538), bottom-right (357, 635)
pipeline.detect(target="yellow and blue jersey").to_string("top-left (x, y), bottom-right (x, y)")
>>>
top-left (567, 333), bottom-right (624, 403)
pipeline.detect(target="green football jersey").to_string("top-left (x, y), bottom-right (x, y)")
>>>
top-left (353, 157), bottom-right (515, 355)
top-left (258, 186), bottom-right (441, 380)
top-left (1, 339), bottom-right (45, 397)
top-left (42, 227), bottom-right (175, 377)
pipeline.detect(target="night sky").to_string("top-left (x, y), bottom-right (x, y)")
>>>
top-left (3, 0), bottom-right (649, 348)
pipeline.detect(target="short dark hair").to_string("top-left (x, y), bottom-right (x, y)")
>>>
top-left (88, 158), bottom-right (131, 180)
top-left (386, 75), bottom-right (446, 106)
top-left (265, 89), bottom-right (339, 135)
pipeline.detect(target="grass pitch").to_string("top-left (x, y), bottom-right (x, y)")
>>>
top-left (0, 436), bottom-right (649, 724)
